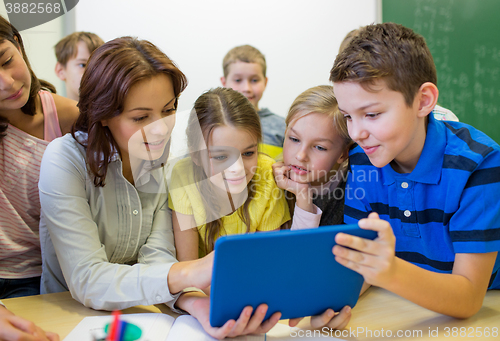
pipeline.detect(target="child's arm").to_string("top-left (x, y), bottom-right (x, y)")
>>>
top-left (175, 291), bottom-right (281, 339)
top-left (0, 305), bottom-right (59, 341)
top-left (172, 211), bottom-right (199, 261)
top-left (51, 93), bottom-right (79, 134)
top-left (334, 212), bottom-right (497, 318)
top-left (290, 204), bottom-right (322, 230)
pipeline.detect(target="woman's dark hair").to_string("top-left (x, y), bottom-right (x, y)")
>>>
top-left (74, 36), bottom-right (187, 186)
top-left (0, 15), bottom-right (56, 141)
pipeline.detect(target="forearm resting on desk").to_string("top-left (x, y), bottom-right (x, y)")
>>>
top-left (382, 252), bottom-right (497, 319)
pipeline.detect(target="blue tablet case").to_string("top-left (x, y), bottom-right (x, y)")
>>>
top-left (209, 224), bottom-right (378, 327)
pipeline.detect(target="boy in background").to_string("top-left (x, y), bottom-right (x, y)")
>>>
top-left (221, 45), bottom-right (286, 159)
top-left (330, 23), bottom-right (500, 319)
top-left (54, 32), bottom-right (104, 101)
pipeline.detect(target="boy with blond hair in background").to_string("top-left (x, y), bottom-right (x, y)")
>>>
top-left (221, 45), bottom-right (286, 159)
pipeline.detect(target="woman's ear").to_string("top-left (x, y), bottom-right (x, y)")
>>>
top-left (416, 82), bottom-right (439, 118)
top-left (101, 120), bottom-right (108, 127)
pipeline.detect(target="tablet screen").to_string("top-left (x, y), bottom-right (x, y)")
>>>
top-left (210, 224), bottom-right (377, 327)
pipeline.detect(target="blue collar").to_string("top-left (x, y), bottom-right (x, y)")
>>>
top-left (382, 114), bottom-right (445, 185)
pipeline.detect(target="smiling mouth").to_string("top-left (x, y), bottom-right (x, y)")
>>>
top-left (223, 175), bottom-right (247, 185)
top-left (224, 175), bottom-right (245, 181)
top-left (290, 165), bottom-right (309, 175)
top-left (5, 87), bottom-right (22, 100)
top-left (361, 145), bottom-right (378, 154)
top-left (143, 139), bottom-right (166, 151)
top-left (145, 140), bottom-right (164, 146)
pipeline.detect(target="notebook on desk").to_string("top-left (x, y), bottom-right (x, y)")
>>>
top-left (210, 224), bottom-right (378, 327)
top-left (64, 313), bottom-right (346, 340)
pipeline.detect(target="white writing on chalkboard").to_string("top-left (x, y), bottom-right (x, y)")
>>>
top-left (474, 46), bottom-right (500, 117)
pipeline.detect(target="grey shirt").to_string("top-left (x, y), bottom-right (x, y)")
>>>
top-left (258, 108), bottom-right (286, 148)
top-left (39, 133), bottom-right (181, 311)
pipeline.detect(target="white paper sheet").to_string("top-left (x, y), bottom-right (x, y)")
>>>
top-left (165, 315), bottom-right (346, 341)
top-left (63, 313), bottom-right (175, 341)
top-left (65, 313), bottom-right (346, 341)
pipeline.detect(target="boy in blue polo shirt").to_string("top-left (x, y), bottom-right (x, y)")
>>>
top-left (330, 23), bottom-right (500, 319)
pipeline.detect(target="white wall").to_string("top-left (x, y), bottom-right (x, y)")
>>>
top-left (0, 1), bottom-right (377, 157)
top-left (75, 0), bottom-right (377, 116)
top-left (0, 0), bottom-right (378, 114)
top-left (75, 0), bottom-right (377, 156)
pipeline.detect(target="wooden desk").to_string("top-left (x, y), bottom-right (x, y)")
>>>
top-left (342, 288), bottom-right (500, 340)
top-left (3, 291), bottom-right (179, 339)
top-left (3, 288), bottom-right (500, 340)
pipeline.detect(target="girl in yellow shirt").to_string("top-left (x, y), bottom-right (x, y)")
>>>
top-left (169, 87), bottom-right (290, 260)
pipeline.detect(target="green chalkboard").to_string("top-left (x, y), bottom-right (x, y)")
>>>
top-left (383, 0), bottom-right (500, 143)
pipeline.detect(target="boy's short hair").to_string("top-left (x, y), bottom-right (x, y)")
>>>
top-left (55, 31), bottom-right (104, 67)
top-left (222, 45), bottom-right (266, 78)
top-left (338, 27), bottom-right (361, 54)
top-left (330, 22), bottom-right (437, 107)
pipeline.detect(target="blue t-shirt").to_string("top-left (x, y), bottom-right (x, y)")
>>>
top-left (344, 114), bottom-right (500, 289)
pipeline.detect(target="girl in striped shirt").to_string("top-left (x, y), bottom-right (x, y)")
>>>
top-left (0, 15), bottom-right (78, 341)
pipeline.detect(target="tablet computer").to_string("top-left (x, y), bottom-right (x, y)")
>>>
top-left (209, 224), bottom-right (377, 327)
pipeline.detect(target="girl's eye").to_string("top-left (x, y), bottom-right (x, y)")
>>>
top-left (251, 79), bottom-right (259, 83)
top-left (133, 116), bottom-right (147, 122)
top-left (289, 136), bottom-right (299, 143)
top-left (2, 57), bottom-right (13, 67)
top-left (315, 145), bottom-right (327, 152)
top-left (366, 112), bottom-right (380, 118)
top-left (242, 151), bottom-right (255, 157)
top-left (234, 79), bottom-right (242, 83)
top-left (78, 63), bottom-right (86, 68)
top-left (343, 115), bottom-right (352, 121)
top-left (212, 155), bottom-right (227, 161)
top-left (162, 108), bottom-right (176, 116)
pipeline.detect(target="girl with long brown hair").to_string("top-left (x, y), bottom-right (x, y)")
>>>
top-left (169, 87), bottom-right (290, 261)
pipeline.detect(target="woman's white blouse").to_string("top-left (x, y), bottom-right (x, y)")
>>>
top-left (39, 133), bottom-right (180, 311)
